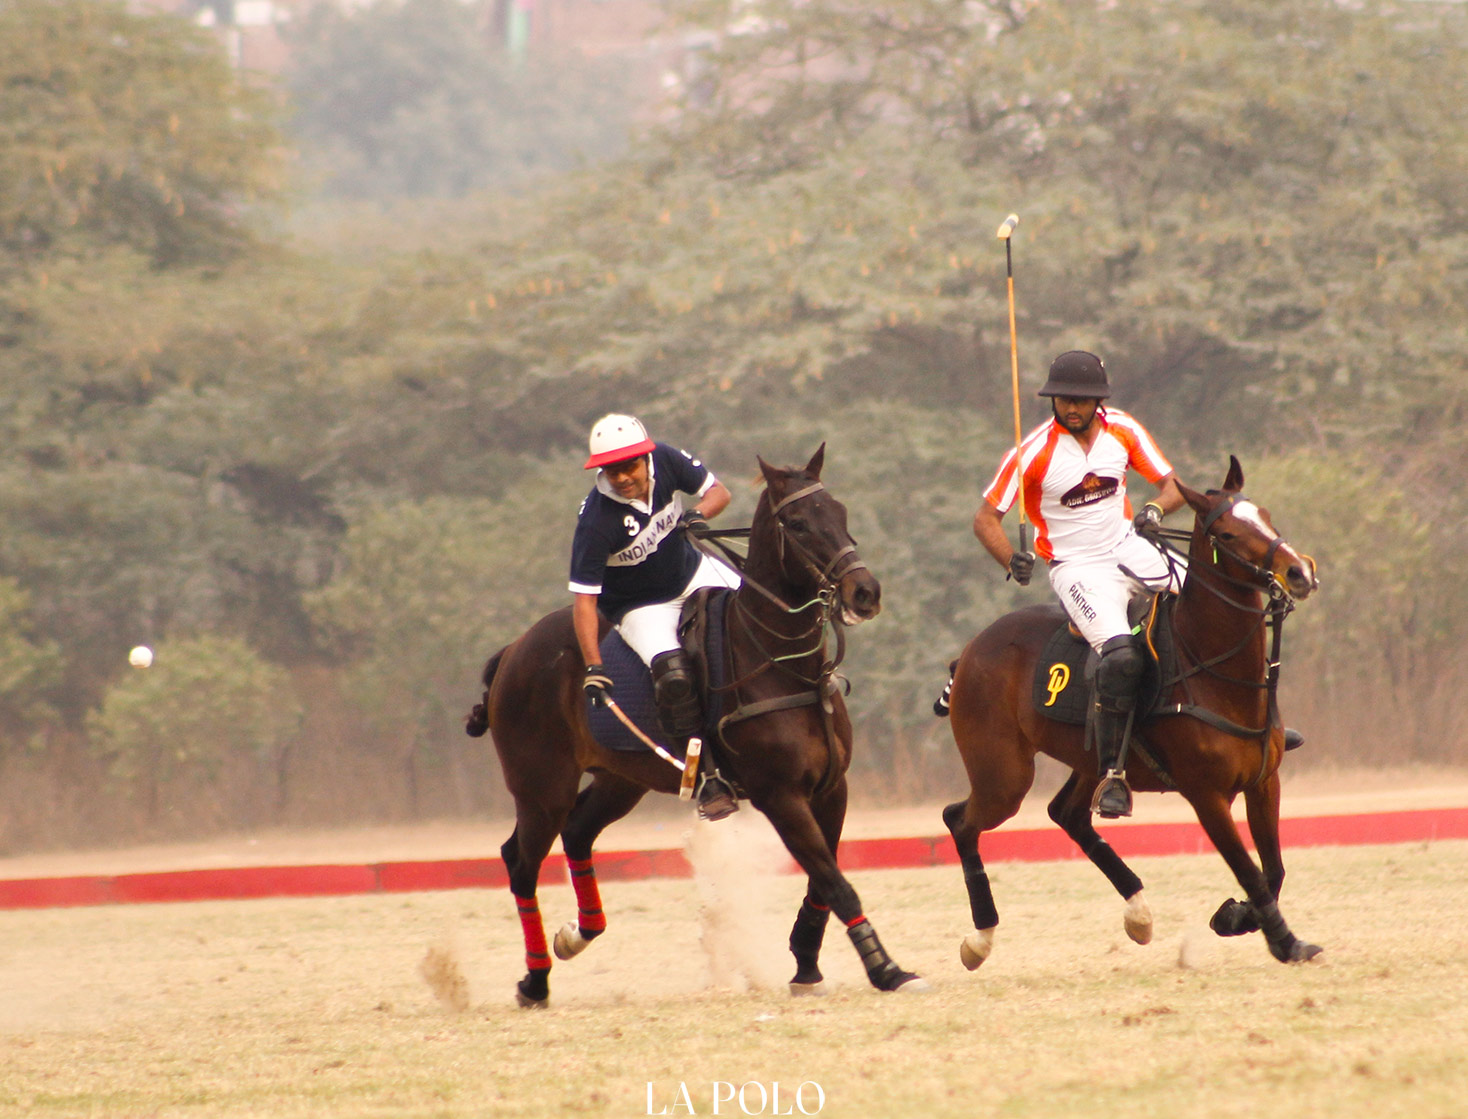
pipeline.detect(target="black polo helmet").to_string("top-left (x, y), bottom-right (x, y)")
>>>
top-left (1037, 350), bottom-right (1111, 399)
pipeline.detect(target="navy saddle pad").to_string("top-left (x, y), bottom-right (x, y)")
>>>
top-left (584, 590), bottom-right (731, 754)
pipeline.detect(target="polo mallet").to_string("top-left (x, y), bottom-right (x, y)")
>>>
top-left (997, 212), bottom-right (1029, 553)
top-left (601, 696), bottom-right (701, 799)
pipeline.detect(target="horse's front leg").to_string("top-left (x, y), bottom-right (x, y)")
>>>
top-left (1244, 768), bottom-right (1287, 900)
top-left (786, 777), bottom-right (847, 995)
top-left (553, 774), bottom-right (647, 961)
top-left (761, 788), bottom-right (926, 994)
top-left (1190, 788), bottom-right (1322, 963)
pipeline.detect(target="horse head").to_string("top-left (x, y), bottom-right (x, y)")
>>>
top-left (754, 444), bottom-right (882, 625)
top-left (1178, 456), bottom-right (1318, 601)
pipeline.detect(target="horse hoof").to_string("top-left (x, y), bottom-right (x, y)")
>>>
top-left (959, 928), bottom-right (995, 971)
top-left (553, 921), bottom-right (591, 960)
top-left (515, 972), bottom-right (549, 1008)
top-left (892, 974), bottom-right (929, 993)
top-left (1210, 898), bottom-right (1259, 938)
top-left (1124, 891), bottom-right (1154, 946)
top-left (1289, 941), bottom-right (1324, 963)
top-left (788, 981), bottom-right (828, 997)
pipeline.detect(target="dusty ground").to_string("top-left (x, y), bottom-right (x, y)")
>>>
top-left (2, 763), bottom-right (1465, 883)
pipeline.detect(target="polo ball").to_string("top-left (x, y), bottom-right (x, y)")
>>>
top-left (128, 645), bottom-right (153, 668)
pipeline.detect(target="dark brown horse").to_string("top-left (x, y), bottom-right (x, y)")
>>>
top-left (467, 446), bottom-right (924, 1006)
top-left (943, 457), bottom-right (1322, 967)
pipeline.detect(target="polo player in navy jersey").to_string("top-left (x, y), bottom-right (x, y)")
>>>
top-left (569, 414), bottom-right (741, 819)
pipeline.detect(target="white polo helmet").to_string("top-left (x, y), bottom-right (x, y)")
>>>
top-left (584, 413), bottom-right (655, 469)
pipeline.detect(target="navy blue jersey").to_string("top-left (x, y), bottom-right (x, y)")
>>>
top-left (568, 443), bottom-right (716, 622)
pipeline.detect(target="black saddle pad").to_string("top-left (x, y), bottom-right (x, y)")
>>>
top-left (1031, 622), bottom-right (1093, 726)
top-left (1030, 596), bottom-right (1174, 727)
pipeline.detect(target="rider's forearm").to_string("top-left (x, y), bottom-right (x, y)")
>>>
top-left (973, 502), bottom-right (1016, 570)
top-left (697, 480), bottom-right (732, 520)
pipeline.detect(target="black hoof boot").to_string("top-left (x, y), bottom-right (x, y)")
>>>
top-left (1209, 898), bottom-right (1260, 937)
top-left (1091, 772), bottom-right (1133, 818)
top-left (697, 774), bottom-right (738, 822)
top-left (1284, 727), bottom-right (1305, 751)
top-left (515, 969), bottom-right (549, 1008)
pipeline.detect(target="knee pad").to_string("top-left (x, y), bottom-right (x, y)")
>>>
top-left (651, 651), bottom-right (700, 737)
top-left (1094, 636), bottom-right (1143, 710)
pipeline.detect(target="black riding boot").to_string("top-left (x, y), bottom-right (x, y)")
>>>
top-left (651, 651), bottom-right (736, 821)
top-left (1091, 705), bottom-right (1134, 818)
top-left (1090, 635), bottom-right (1143, 819)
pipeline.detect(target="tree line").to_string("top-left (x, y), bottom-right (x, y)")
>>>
top-left (1, 0), bottom-right (1465, 852)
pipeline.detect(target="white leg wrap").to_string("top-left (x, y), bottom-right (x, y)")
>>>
top-left (1124, 890), bottom-right (1154, 945)
top-left (959, 927), bottom-right (996, 971)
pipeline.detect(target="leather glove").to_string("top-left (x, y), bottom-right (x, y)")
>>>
top-left (1006, 550), bottom-right (1036, 586)
top-left (677, 509), bottom-right (709, 536)
top-left (1133, 502), bottom-right (1164, 533)
top-left (583, 664), bottom-right (614, 708)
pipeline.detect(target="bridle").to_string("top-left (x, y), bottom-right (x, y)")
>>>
top-left (1197, 491), bottom-right (1316, 597)
top-left (687, 480), bottom-right (871, 744)
top-left (1142, 491), bottom-right (1311, 786)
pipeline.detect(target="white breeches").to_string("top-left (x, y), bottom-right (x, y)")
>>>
top-left (616, 553), bottom-right (742, 666)
top-left (1047, 533), bottom-right (1184, 653)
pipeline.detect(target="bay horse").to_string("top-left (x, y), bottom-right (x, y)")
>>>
top-left (467, 446), bottom-right (924, 1006)
top-left (943, 457), bottom-right (1322, 968)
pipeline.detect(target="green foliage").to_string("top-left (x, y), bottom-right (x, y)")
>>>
top-left (0, 575), bottom-right (63, 743)
top-left (304, 463), bottom-right (582, 751)
top-left (86, 635), bottom-right (303, 797)
top-left (283, 0), bottom-right (641, 200)
top-left (2, 0), bottom-right (1468, 844)
top-left (0, 0), bottom-right (285, 270)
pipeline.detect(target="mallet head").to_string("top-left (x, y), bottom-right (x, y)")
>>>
top-left (996, 213), bottom-right (1019, 240)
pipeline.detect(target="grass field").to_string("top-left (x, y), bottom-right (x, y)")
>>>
top-left (2, 832), bottom-right (1466, 1119)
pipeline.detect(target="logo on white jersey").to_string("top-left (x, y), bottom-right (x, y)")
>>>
top-left (1061, 472), bottom-right (1120, 508)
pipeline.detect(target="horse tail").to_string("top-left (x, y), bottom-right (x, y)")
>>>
top-left (465, 646), bottom-right (508, 738)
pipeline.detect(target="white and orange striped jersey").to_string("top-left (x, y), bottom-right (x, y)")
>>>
top-left (982, 408), bottom-right (1173, 563)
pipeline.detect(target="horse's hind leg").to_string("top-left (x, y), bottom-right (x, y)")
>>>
top-left (942, 798), bottom-right (1004, 970)
top-left (942, 755), bottom-right (1032, 970)
top-left (1191, 787), bottom-right (1321, 963)
top-left (553, 774), bottom-right (647, 961)
top-left (1046, 773), bottom-right (1152, 945)
top-left (502, 788), bottom-right (579, 1007)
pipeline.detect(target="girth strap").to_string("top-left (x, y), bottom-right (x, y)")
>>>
top-left (717, 689), bottom-right (821, 738)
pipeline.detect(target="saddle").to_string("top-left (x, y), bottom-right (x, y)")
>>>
top-left (582, 588), bottom-right (733, 755)
top-left (1030, 594), bottom-right (1178, 729)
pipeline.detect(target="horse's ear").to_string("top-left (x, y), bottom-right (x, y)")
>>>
top-left (804, 443), bottom-right (826, 480)
top-left (757, 454), bottom-right (784, 493)
top-left (1177, 478), bottom-right (1210, 517)
top-left (1223, 455), bottom-right (1245, 492)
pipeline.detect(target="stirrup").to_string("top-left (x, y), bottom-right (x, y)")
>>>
top-left (1092, 771), bottom-right (1133, 819)
top-left (696, 774), bottom-right (738, 822)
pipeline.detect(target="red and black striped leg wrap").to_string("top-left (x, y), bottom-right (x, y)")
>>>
top-left (516, 894), bottom-right (551, 1003)
top-left (566, 857), bottom-right (607, 939)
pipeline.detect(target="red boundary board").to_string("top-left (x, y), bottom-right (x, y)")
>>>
top-left (2, 807), bottom-right (1465, 912)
